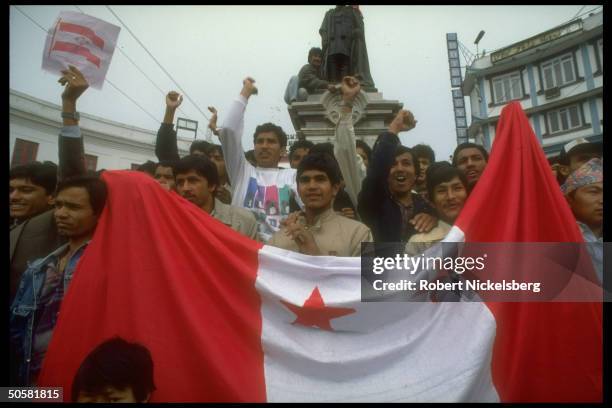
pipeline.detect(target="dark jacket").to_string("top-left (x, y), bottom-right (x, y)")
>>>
top-left (358, 131), bottom-right (434, 243)
top-left (155, 123), bottom-right (181, 162)
top-left (10, 210), bottom-right (65, 304)
top-left (297, 63), bottom-right (329, 94)
top-left (319, 6), bottom-right (376, 90)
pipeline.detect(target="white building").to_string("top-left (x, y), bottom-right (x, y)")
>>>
top-left (462, 11), bottom-right (602, 157)
top-left (10, 89), bottom-right (193, 170)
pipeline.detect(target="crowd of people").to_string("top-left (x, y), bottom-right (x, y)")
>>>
top-left (8, 64), bottom-right (603, 399)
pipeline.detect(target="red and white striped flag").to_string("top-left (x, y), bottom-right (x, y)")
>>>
top-left (42, 11), bottom-right (120, 89)
top-left (37, 103), bottom-right (601, 402)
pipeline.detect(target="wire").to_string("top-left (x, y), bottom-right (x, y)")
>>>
top-left (13, 6), bottom-right (160, 126)
top-left (13, 6), bottom-right (48, 32)
top-left (569, 5), bottom-right (587, 22)
top-left (74, 5), bottom-right (190, 119)
top-left (105, 5), bottom-right (210, 122)
top-left (104, 79), bottom-right (160, 123)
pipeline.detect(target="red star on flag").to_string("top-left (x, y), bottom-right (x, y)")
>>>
top-left (280, 287), bottom-right (355, 331)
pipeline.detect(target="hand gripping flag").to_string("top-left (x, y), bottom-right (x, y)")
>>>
top-left (37, 103), bottom-right (601, 402)
top-left (42, 11), bottom-right (120, 89)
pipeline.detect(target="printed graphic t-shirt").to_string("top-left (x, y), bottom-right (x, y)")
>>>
top-left (220, 96), bottom-right (302, 242)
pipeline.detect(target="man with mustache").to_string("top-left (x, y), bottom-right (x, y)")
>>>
top-left (358, 110), bottom-right (437, 243)
top-left (452, 142), bottom-right (489, 193)
top-left (173, 155), bottom-right (258, 240)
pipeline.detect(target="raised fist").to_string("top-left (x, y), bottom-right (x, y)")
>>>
top-left (389, 109), bottom-right (417, 134)
top-left (241, 77), bottom-right (258, 98)
top-left (340, 76), bottom-right (361, 102)
top-left (166, 91), bottom-right (183, 109)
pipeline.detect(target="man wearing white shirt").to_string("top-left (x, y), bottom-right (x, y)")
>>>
top-left (219, 78), bottom-right (302, 242)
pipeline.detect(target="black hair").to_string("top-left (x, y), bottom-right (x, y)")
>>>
top-left (355, 140), bottom-right (372, 163)
top-left (310, 142), bottom-right (334, 157)
top-left (245, 150), bottom-right (256, 166)
top-left (10, 161), bottom-right (58, 195)
top-left (173, 154), bottom-right (219, 188)
top-left (206, 144), bottom-right (224, 158)
top-left (451, 143), bottom-right (489, 166)
top-left (558, 141), bottom-right (602, 165)
top-left (393, 145), bottom-right (420, 181)
top-left (308, 47), bottom-right (323, 60)
top-left (136, 161), bottom-right (157, 177)
top-left (155, 160), bottom-right (176, 171)
top-left (297, 152), bottom-right (342, 185)
top-left (425, 161), bottom-right (468, 201)
top-left (412, 144), bottom-right (436, 163)
top-left (56, 175), bottom-right (108, 216)
top-left (71, 337), bottom-right (156, 402)
top-left (289, 140), bottom-right (315, 161)
top-left (253, 123), bottom-right (288, 148)
top-left (190, 140), bottom-right (213, 155)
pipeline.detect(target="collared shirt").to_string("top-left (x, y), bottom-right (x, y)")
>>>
top-left (268, 207), bottom-right (373, 256)
top-left (577, 222), bottom-right (603, 284)
top-left (210, 198), bottom-right (258, 240)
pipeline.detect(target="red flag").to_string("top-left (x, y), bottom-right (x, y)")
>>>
top-left (36, 104), bottom-right (602, 402)
top-left (51, 41), bottom-right (101, 68)
top-left (454, 101), bottom-right (602, 401)
top-left (37, 171), bottom-right (268, 402)
top-left (58, 21), bottom-right (105, 49)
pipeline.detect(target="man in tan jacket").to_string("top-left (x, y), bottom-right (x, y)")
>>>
top-left (268, 152), bottom-right (372, 256)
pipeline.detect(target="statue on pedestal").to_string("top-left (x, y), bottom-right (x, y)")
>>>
top-left (319, 5), bottom-right (376, 91)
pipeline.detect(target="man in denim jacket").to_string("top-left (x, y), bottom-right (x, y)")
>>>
top-left (10, 66), bottom-right (108, 386)
top-left (10, 174), bottom-right (107, 386)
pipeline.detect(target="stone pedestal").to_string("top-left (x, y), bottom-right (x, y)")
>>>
top-left (287, 90), bottom-right (403, 147)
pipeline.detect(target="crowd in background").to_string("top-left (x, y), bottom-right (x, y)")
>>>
top-left (8, 59), bottom-right (603, 400)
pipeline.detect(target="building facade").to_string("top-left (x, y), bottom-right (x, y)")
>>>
top-left (10, 89), bottom-right (193, 170)
top-left (462, 11), bottom-right (602, 157)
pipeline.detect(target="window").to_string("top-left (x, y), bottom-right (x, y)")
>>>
top-left (546, 105), bottom-right (582, 134)
top-left (541, 53), bottom-right (576, 89)
top-left (597, 38), bottom-right (603, 70)
top-left (84, 154), bottom-right (98, 172)
top-left (492, 72), bottom-right (523, 104)
top-left (11, 138), bottom-right (39, 167)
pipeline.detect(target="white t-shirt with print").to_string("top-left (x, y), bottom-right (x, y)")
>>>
top-left (220, 95), bottom-right (302, 242)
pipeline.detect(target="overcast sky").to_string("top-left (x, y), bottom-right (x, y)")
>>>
top-left (10, 5), bottom-right (596, 161)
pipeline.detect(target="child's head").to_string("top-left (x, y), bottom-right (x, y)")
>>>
top-left (72, 337), bottom-right (156, 403)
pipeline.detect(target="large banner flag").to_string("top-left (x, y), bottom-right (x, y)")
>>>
top-left (38, 102), bottom-right (601, 402)
top-left (42, 11), bottom-right (120, 89)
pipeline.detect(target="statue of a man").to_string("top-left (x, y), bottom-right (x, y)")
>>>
top-left (319, 5), bottom-right (376, 90)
